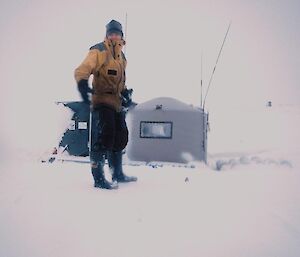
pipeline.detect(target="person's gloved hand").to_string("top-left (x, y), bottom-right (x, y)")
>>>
top-left (77, 79), bottom-right (93, 104)
top-left (121, 88), bottom-right (133, 108)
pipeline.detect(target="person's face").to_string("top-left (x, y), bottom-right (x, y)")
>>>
top-left (107, 33), bottom-right (122, 41)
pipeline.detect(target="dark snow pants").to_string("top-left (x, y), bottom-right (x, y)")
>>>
top-left (89, 104), bottom-right (129, 166)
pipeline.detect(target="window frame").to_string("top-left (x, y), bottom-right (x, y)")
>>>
top-left (139, 121), bottom-right (173, 139)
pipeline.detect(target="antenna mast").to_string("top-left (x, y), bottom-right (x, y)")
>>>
top-left (124, 13), bottom-right (128, 55)
top-left (200, 53), bottom-right (203, 108)
top-left (202, 21), bottom-right (231, 110)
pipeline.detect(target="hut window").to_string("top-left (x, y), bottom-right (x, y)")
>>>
top-left (78, 122), bottom-right (88, 130)
top-left (140, 121), bottom-right (172, 139)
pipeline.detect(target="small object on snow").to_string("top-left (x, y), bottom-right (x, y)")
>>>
top-left (216, 160), bottom-right (225, 171)
top-left (147, 162), bottom-right (159, 168)
top-left (185, 177), bottom-right (189, 182)
top-left (48, 157), bottom-right (56, 163)
top-left (155, 104), bottom-right (163, 110)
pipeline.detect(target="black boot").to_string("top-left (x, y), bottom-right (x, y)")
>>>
top-left (91, 153), bottom-right (118, 190)
top-left (107, 150), bottom-right (137, 183)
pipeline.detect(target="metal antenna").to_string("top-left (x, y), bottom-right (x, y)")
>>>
top-left (202, 21), bottom-right (231, 110)
top-left (124, 12), bottom-right (128, 55)
top-left (200, 52), bottom-right (203, 108)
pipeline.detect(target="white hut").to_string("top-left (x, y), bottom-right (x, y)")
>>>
top-left (126, 97), bottom-right (208, 164)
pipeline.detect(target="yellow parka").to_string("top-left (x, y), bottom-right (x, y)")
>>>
top-left (74, 38), bottom-right (127, 112)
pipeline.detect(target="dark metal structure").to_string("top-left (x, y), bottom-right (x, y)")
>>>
top-left (57, 101), bottom-right (90, 156)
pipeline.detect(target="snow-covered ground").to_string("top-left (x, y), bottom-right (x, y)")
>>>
top-left (1, 103), bottom-right (300, 257)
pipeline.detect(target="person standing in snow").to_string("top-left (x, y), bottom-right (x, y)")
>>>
top-left (74, 19), bottom-right (137, 189)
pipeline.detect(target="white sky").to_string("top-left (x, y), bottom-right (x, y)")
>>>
top-left (0, 0), bottom-right (299, 152)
